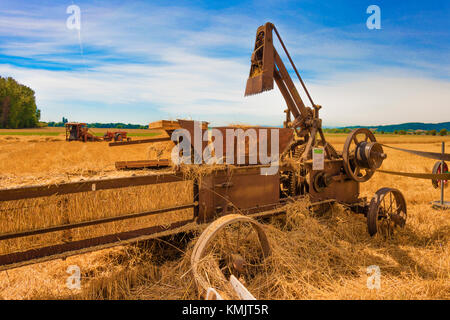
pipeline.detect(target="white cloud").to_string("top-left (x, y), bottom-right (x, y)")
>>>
top-left (0, 2), bottom-right (448, 126)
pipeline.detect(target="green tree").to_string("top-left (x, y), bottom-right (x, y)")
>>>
top-left (0, 76), bottom-right (40, 128)
top-left (430, 129), bottom-right (437, 136)
top-left (439, 128), bottom-right (448, 136)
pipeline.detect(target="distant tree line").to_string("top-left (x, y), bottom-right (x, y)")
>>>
top-left (324, 128), bottom-right (448, 136)
top-left (0, 77), bottom-right (41, 128)
top-left (46, 119), bottom-right (147, 129)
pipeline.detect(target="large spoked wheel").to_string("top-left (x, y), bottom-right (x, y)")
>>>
top-left (367, 188), bottom-right (407, 237)
top-left (343, 128), bottom-right (379, 182)
top-left (191, 214), bottom-right (271, 297)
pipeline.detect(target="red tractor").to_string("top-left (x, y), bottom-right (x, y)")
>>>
top-left (103, 131), bottom-right (131, 142)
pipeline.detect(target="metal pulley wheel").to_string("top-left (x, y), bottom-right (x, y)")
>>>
top-left (313, 171), bottom-right (332, 192)
top-left (432, 161), bottom-right (448, 189)
top-left (343, 128), bottom-right (387, 182)
top-left (367, 188), bottom-right (407, 237)
top-left (191, 214), bottom-right (271, 297)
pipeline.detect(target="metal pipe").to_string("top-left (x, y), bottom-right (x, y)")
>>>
top-left (0, 202), bottom-right (197, 241)
top-left (272, 25), bottom-right (315, 107)
top-left (109, 136), bottom-right (171, 147)
top-left (0, 172), bottom-right (184, 202)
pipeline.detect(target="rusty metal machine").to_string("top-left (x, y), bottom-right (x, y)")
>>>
top-left (0, 22), bottom-right (427, 297)
top-left (109, 22), bottom-right (407, 237)
top-left (65, 122), bottom-right (101, 142)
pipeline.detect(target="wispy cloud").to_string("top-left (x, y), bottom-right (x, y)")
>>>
top-left (0, 0), bottom-right (448, 126)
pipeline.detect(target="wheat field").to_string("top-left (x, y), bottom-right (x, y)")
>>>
top-left (0, 134), bottom-right (448, 300)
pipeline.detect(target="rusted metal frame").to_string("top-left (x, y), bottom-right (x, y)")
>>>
top-left (0, 201), bottom-right (284, 271)
top-left (274, 70), bottom-right (301, 119)
top-left (247, 195), bottom-right (330, 220)
top-left (301, 126), bottom-right (317, 161)
top-left (0, 203), bottom-right (197, 241)
top-left (273, 49), bottom-right (308, 118)
top-left (193, 179), bottom-right (200, 219)
top-left (0, 195), bottom-right (312, 271)
top-left (0, 172), bottom-right (185, 202)
top-left (0, 166), bottom-right (277, 203)
top-left (272, 25), bottom-right (315, 108)
top-left (0, 219), bottom-right (194, 271)
top-left (317, 127), bottom-right (336, 159)
top-left (108, 136), bottom-right (171, 147)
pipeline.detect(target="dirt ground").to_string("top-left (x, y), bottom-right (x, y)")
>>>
top-left (0, 133), bottom-right (448, 300)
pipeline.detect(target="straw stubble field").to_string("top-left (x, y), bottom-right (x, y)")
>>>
top-left (0, 133), bottom-right (448, 300)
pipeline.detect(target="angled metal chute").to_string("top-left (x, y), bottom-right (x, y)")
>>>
top-left (244, 23), bottom-right (275, 96)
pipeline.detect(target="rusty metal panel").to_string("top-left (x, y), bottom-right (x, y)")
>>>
top-left (308, 160), bottom-right (360, 203)
top-left (178, 119), bottom-right (210, 163)
top-left (211, 127), bottom-right (294, 165)
top-left (198, 168), bottom-right (280, 222)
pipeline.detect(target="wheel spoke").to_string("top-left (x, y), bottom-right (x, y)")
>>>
top-left (235, 222), bottom-right (241, 253)
top-left (364, 134), bottom-right (369, 142)
top-left (387, 192), bottom-right (394, 216)
top-left (222, 228), bottom-right (233, 256)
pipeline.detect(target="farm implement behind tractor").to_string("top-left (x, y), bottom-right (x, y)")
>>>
top-left (65, 122), bottom-right (100, 142)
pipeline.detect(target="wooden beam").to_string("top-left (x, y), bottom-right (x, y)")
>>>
top-left (115, 159), bottom-right (171, 170)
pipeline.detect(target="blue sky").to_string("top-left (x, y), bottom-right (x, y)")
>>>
top-left (0, 0), bottom-right (449, 126)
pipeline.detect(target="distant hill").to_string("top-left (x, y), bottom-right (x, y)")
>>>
top-left (339, 122), bottom-right (450, 133)
top-left (46, 121), bottom-right (147, 129)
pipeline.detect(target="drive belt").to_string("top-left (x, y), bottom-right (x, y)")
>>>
top-left (380, 144), bottom-right (450, 161)
top-left (374, 143), bottom-right (449, 180)
top-left (376, 169), bottom-right (450, 180)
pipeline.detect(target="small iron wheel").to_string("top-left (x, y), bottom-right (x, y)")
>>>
top-left (367, 188), bottom-right (407, 237)
top-left (343, 128), bottom-right (384, 182)
top-left (191, 214), bottom-right (271, 296)
top-left (431, 161), bottom-right (448, 189)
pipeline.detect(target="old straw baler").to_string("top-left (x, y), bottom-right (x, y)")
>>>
top-left (0, 23), bottom-right (410, 297)
top-left (111, 22), bottom-right (406, 237)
